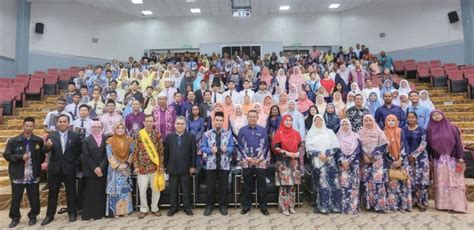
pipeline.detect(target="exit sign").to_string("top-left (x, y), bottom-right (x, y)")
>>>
top-left (181, 44), bottom-right (192, 49)
top-left (291, 42), bottom-right (301, 47)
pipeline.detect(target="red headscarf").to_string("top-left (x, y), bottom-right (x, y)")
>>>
top-left (271, 114), bottom-right (302, 153)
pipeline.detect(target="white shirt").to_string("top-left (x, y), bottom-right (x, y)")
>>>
top-left (238, 89), bottom-right (254, 104)
top-left (72, 117), bottom-right (93, 137)
top-left (65, 103), bottom-right (82, 120)
top-left (43, 111), bottom-right (73, 131)
top-left (222, 89), bottom-right (241, 105)
top-left (210, 91), bottom-right (223, 104)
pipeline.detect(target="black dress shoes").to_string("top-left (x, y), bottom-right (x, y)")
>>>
top-left (260, 208), bottom-right (269, 215)
top-left (41, 216), bottom-right (54, 226)
top-left (219, 207), bottom-right (228, 216)
top-left (184, 209), bottom-right (193, 216)
top-left (9, 219), bottom-right (19, 228)
top-left (28, 217), bottom-right (37, 226)
top-left (69, 214), bottom-right (77, 223)
top-left (204, 208), bottom-right (213, 216)
top-left (167, 209), bottom-right (178, 217)
top-left (241, 207), bottom-right (250, 215)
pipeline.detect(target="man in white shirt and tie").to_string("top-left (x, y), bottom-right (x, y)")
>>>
top-left (65, 93), bottom-right (83, 120)
top-left (222, 80), bottom-right (240, 105)
top-left (43, 98), bottom-right (73, 133)
top-left (238, 80), bottom-right (254, 104)
top-left (210, 82), bottom-right (223, 104)
top-left (72, 104), bottom-right (93, 140)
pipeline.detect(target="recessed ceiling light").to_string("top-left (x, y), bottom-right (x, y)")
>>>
top-left (141, 10), bottom-right (153, 15)
top-left (186, 0), bottom-right (197, 2)
top-left (131, 0), bottom-right (143, 4)
top-left (279, 5), bottom-right (290, 11)
top-left (190, 8), bottom-right (201, 13)
top-left (329, 3), bottom-right (340, 9)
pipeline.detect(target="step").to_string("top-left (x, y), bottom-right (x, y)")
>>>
top-left (0, 175), bottom-right (9, 187)
top-left (437, 104), bottom-right (474, 112)
top-left (0, 165), bottom-right (7, 177)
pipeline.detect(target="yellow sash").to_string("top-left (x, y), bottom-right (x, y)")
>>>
top-left (139, 129), bottom-right (165, 192)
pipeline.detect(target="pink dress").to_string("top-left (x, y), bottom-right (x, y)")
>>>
top-left (433, 154), bottom-right (468, 212)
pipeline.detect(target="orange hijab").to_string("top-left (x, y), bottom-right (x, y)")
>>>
top-left (107, 123), bottom-right (133, 163)
top-left (383, 114), bottom-right (402, 160)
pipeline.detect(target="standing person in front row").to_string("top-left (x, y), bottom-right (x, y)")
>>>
top-left (200, 111), bottom-right (234, 216)
top-left (336, 119), bottom-right (362, 214)
top-left (358, 115), bottom-right (388, 213)
top-left (41, 115), bottom-right (82, 226)
top-left (164, 116), bottom-right (197, 216)
top-left (133, 115), bottom-right (165, 218)
top-left (404, 112), bottom-right (430, 211)
top-left (106, 123), bottom-right (134, 217)
top-left (305, 114), bottom-right (342, 214)
top-left (271, 115), bottom-right (302, 216)
top-left (81, 121), bottom-right (107, 220)
top-left (426, 110), bottom-right (468, 213)
top-left (4, 117), bottom-right (45, 228)
top-left (237, 110), bottom-right (270, 215)
top-left (383, 115), bottom-right (412, 212)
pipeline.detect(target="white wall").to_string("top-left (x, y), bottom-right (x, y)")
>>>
top-left (29, 2), bottom-right (144, 61)
top-left (143, 14), bottom-right (341, 50)
top-left (0, 0), bottom-right (17, 59)
top-left (340, 0), bottom-right (463, 52)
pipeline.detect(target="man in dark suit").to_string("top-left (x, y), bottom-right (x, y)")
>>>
top-left (41, 114), bottom-right (82, 226)
top-left (164, 116), bottom-right (197, 216)
top-left (4, 117), bottom-right (45, 228)
top-left (194, 79), bottom-right (207, 105)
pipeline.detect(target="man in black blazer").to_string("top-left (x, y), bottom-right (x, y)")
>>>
top-left (164, 116), bottom-right (197, 216)
top-left (3, 117), bottom-right (45, 228)
top-left (194, 79), bottom-right (207, 105)
top-left (41, 114), bottom-right (82, 226)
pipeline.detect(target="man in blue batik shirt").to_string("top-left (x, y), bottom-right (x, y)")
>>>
top-left (407, 91), bottom-right (431, 129)
top-left (375, 92), bottom-right (406, 129)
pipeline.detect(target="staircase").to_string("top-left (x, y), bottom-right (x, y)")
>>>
top-left (0, 81), bottom-right (473, 210)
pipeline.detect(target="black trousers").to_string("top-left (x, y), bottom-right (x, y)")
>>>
top-left (46, 170), bottom-right (77, 217)
top-left (241, 167), bottom-right (267, 209)
top-left (9, 182), bottom-right (40, 220)
top-left (205, 169), bottom-right (230, 208)
top-left (169, 173), bottom-right (192, 210)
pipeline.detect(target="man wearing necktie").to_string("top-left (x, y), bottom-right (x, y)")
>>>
top-left (41, 115), bottom-right (82, 226)
top-left (73, 104), bottom-right (93, 139)
top-left (65, 93), bottom-right (82, 120)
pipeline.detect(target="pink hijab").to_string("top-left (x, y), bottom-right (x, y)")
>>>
top-left (260, 67), bottom-right (273, 86)
top-left (288, 84), bottom-right (299, 101)
top-left (337, 119), bottom-right (359, 156)
top-left (357, 114), bottom-right (388, 154)
top-left (289, 66), bottom-right (305, 91)
top-left (90, 121), bottom-right (103, 147)
top-left (297, 91), bottom-right (314, 114)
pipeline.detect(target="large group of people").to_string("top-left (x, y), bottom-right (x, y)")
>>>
top-left (3, 44), bottom-right (469, 228)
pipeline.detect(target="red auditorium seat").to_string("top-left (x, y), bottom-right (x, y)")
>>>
top-left (44, 74), bottom-right (59, 95)
top-left (13, 78), bottom-right (29, 88)
top-left (0, 78), bottom-right (12, 86)
top-left (31, 74), bottom-right (45, 83)
top-left (47, 68), bottom-right (59, 74)
top-left (69, 66), bottom-right (80, 77)
top-left (430, 67), bottom-right (447, 87)
top-left (8, 83), bottom-right (26, 107)
top-left (405, 60), bottom-right (417, 79)
top-left (417, 61), bottom-right (429, 67)
top-left (0, 88), bottom-right (17, 115)
top-left (429, 60), bottom-right (442, 68)
top-left (58, 72), bottom-right (72, 90)
top-left (0, 82), bottom-right (8, 88)
top-left (25, 78), bottom-right (44, 100)
top-left (447, 70), bottom-right (467, 93)
top-left (463, 69), bottom-right (474, 79)
top-left (393, 60), bottom-right (405, 75)
top-left (417, 65), bottom-right (430, 82)
top-left (16, 74), bottom-right (29, 79)
top-left (444, 63), bottom-right (458, 69)
top-left (33, 71), bottom-right (46, 76)
top-left (467, 74), bottom-right (474, 99)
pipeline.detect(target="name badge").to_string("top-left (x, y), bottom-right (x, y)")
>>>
top-left (35, 144), bottom-right (40, 150)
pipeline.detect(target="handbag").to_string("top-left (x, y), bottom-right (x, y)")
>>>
top-left (388, 168), bottom-right (408, 182)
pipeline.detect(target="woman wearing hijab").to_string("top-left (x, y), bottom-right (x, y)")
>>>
top-left (272, 115), bottom-right (303, 216)
top-left (380, 80), bottom-right (395, 98)
top-left (303, 83), bottom-right (317, 103)
top-left (180, 71), bottom-right (195, 94)
top-left (297, 91), bottom-right (314, 116)
top-left (399, 93), bottom-right (410, 111)
top-left (358, 115), bottom-right (389, 213)
top-left (305, 115), bottom-right (342, 214)
top-left (283, 100), bottom-right (306, 139)
top-left (288, 84), bottom-right (299, 101)
top-left (315, 94), bottom-right (327, 115)
top-left (144, 96), bottom-right (157, 115)
top-left (337, 119), bottom-right (362, 214)
top-left (384, 115), bottom-right (412, 212)
top-left (419, 90), bottom-right (435, 111)
top-left (241, 95), bottom-right (253, 116)
top-left (398, 80), bottom-right (412, 95)
top-left (426, 110), bottom-right (468, 213)
top-left (289, 66), bottom-right (306, 91)
top-left (260, 67), bottom-right (273, 86)
top-left (332, 92), bottom-right (346, 118)
top-left (278, 92), bottom-right (289, 114)
top-left (81, 121), bottom-right (107, 220)
top-left (276, 68), bottom-right (287, 91)
top-left (367, 92), bottom-right (382, 116)
top-left (230, 104), bottom-right (248, 137)
top-left (323, 103), bottom-right (340, 133)
top-left (106, 123), bottom-right (134, 217)
top-left (263, 95), bottom-right (273, 115)
top-left (253, 102), bottom-right (269, 128)
top-left (403, 112), bottom-right (429, 212)
top-left (391, 89), bottom-right (401, 106)
top-left (305, 105), bottom-right (319, 131)
top-left (345, 92), bottom-right (356, 109)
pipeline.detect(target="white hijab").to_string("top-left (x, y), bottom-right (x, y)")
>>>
top-left (305, 114), bottom-right (340, 152)
top-left (419, 90), bottom-right (435, 111)
top-left (398, 79), bottom-right (412, 95)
